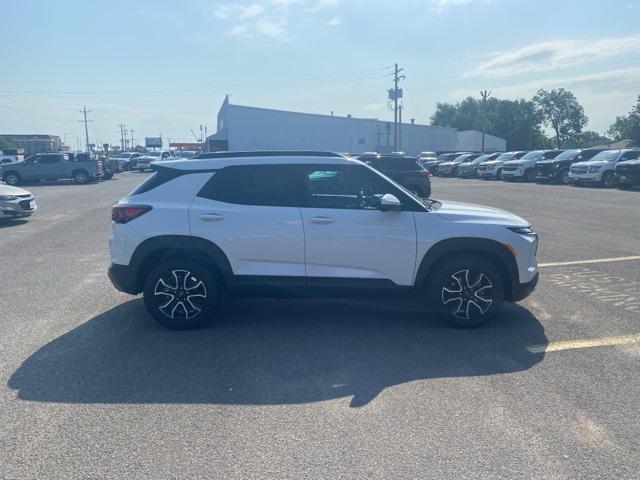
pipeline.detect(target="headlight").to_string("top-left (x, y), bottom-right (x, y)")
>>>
top-left (508, 226), bottom-right (536, 236)
top-left (588, 166), bottom-right (602, 173)
top-left (0, 195), bottom-right (17, 200)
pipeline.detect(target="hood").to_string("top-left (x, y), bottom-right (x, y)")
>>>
top-left (573, 160), bottom-right (612, 168)
top-left (617, 159), bottom-right (640, 166)
top-left (0, 184), bottom-right (31, 196)
top-left (435, 200), bottom-right (528, 227)
top-left (536, 159), bottom-right (558, 165)
top-left (438, 161), bottom-right (457, 167)
top-left (482, 160), bottom-right (502, 165)
top-left (503, 160), bottom-right (525, 166)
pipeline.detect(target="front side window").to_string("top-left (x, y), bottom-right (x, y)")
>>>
top-left (304, 165), bottom-right (394, 210)
top-left (198, 165), bottom-right (297, 207)
top-left (39, 155), bottom-right (62, 164)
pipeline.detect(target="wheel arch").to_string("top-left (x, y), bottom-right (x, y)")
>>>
top-left (414, 238), bottom-right (518, 300)
top-left (130, 235), bottom-right (234, 293)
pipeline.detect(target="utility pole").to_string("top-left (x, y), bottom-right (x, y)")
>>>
top-left (390, 63), bottom-right (405, 152)
top-left (480, 90), bottom-right (492, 152)
top-left (130, 129), bottom-right (135, 149)
top-left (398, 104), bottom-right (403, 151)
top-left (118, 124), bottom-right (126, 151)
top-left (78, 106), bottom-right (93, 152)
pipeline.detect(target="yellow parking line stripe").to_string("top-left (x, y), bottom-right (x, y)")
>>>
top-left (539, 256), bottom-right (640, 268)
top-left (527, 333), bottom-right (640, 354)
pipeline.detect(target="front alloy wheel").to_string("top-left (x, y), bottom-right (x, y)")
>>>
top-left (428, 256), bottom-right (504, 328)
top-left (442, 269), bottom-right (493, 321)
top-left (143, 259), bottom-right (219, 329)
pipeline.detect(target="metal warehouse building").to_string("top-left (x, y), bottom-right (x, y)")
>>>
top-left (206, 96), bottom-right (459, 155)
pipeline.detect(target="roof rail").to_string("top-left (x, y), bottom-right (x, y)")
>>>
top-left (194, 150), bottom-right (344, 160)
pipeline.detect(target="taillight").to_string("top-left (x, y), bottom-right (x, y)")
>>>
top-left (112, 204), bottom-right (152, 224)
top-left (419, 169), bottom-right (430, 176)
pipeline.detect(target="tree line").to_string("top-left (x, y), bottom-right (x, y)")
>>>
top-left (430, 89), bottom-right (640, 150)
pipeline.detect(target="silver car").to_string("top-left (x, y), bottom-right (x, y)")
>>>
top-left (0, 184), bottom-right (36, 219)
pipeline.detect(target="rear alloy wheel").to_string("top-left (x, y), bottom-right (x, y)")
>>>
top-left (496, 168), bottom-right (502, 180)
top-left (73, 170), bottom-right (88, 184)
top-left (601, 171), bottom-right (615, 188)
top-left (143, 259), bottom-right (219, 330)
top-left (427, 256), bottom-right (504, 328)
top-left (560, 169), bottom-right (570, 184)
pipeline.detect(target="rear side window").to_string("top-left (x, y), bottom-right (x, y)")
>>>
top-left (130, 170), bottom-right (183, 196)
top-left (198, 165), bottom-right (298, 207)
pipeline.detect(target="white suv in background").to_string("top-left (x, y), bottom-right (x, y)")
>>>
top-left (108, 151), bottom-right (539, 330)
top-left (569, 149), bottom-right (640, 187)
top-left (501, 150), bottom-right (563, 182)
top-left (477, 151), bottom-right (527, 180)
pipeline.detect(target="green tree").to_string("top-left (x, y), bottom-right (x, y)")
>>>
top-left (533, 88), bottom-right (588, 149)
top-left (608, 95), bottom-right (640, 146)
top-left (567, 130), bottom-right (611, 148)
top-left (0, 136), bottom-right (17, 151)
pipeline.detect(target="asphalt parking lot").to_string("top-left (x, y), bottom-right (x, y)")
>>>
top-left (1, 173), bottom-right (639, 479)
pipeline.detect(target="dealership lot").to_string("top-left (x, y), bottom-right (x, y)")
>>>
top-left (1, 173), bottom-right (639, 479)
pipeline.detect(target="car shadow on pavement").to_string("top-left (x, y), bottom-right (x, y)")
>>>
top-left (8, 298), bottom-right (547, 408)
top-left (0, 218), bottom-right (29, 228)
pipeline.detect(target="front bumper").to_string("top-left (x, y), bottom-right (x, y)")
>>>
top-left (568, 172), bottom-right (601, 183)
top-left (535, 170), bottom-right (559, 181)
top-left (510, 271), bottom-right (539, 302)
top-left (0, 197), bottom-right (36, 218)
top-left (501, 169), bottom-right (524, 179)
top-left (108, 263), bottom-right (140, 295)
top-left (615, 173), bottom-right (640, 185)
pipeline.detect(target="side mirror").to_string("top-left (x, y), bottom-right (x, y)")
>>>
top-left (379, 193), bottom-right (403, 211)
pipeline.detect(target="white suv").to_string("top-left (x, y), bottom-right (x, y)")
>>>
top-left (569, 149), bottom-right (640, 187)
top-left (108, 151), bottom-right (539, 330)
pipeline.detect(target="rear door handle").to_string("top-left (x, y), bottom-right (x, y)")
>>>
top-left (309, 216), bottom-right (334, 224)
top-left (199, 213), bottom-right (225, 222)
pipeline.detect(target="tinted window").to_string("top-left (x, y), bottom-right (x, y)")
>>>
top-left (305, 165), bottom-right (392, 210)
top-left (199, 165), bottom-right (297, 207)
top-left (366, 157), bottom-right (418, 170)
top-left (554, 150), bottom-right (580, 160)
top-left (39, 155), bottom-right (62, 164)
top-left (621, 150), bottom-right (640, 160)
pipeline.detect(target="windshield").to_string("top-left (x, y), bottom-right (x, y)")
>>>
top-left (452, 154), bottom-right (470, 163)
top-left (520, 150), bottom-right (544, 160)
top-left (553, 149), bottom-right (580, 160)
top-left (495, 153), bottom-right (514, 162)
top-left (589, 150), bottom-right (621, 162)
top-left (472, 155), bottom-right (489, 163)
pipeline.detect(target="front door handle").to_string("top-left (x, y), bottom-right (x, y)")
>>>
top-left (309, 216), bottom-right (334, 224)
top-left (199, 213), bottom-right (225, 222)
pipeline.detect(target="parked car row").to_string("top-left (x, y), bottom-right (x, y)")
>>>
top-left (426, 148), bottom-right (640, 188)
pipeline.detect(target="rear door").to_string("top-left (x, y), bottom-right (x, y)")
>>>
top-left (299, 164), bottom-right (417, 286)
top-left (189, 164), bottom-right (306, 280)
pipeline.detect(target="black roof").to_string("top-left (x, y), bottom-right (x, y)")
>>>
top-left (195, 150), bottom-right (344, 160)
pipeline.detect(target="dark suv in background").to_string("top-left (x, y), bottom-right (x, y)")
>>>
top-left (535, 148), bottom-right (605, 184)
top-left (357, 153), bottom-right (431, 198)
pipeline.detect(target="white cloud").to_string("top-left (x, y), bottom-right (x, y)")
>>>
top-left (430, 0), bottom-right (486, 12)
top-left (214, 0), bottom-right (340, 41)
top-left (463, 34), bottom-right (640, 78)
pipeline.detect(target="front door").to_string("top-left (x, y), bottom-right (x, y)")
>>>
top-left (300, 164), bottom-right (417, 286)
top-left (189, 164), bottom-right (306, 280)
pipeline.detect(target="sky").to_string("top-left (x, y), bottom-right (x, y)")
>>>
top-left (1, 0), bottom-right (639, 147)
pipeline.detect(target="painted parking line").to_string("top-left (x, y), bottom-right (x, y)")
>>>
top-left (527, 333), bottom-right (640, 354)
top-left (538, 256), bottom-right (640, 268)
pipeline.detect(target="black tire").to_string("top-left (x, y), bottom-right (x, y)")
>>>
top-left (103, 171), bottom-right (114, 180)
top-left (73, 170), bottom-right (89, 184)
top-left (143, 258), bottom-right (220, 330)
top-left (524, 169), bottom-right (535, 182)
top-left (560, 169), bottom-right (571, 184)
top-left (4, 172), bottom-right (21, 186)
top-left (426, 255), bottom-right (504, 328)
top-left (601, 171), bottom-right (615, 188)
top-left (496, 168), bottom-right (502, 180)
